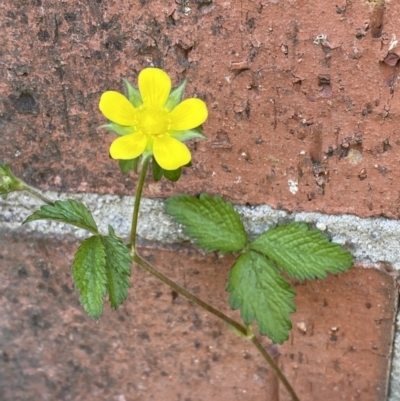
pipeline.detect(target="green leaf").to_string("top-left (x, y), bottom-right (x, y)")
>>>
top-left (98, 123), bottom-right (133, 136)
top-left (72, 236), bottom-right (107, 319)
top-left (152, 158), bottom-right (163, 182)
top-left (123, 78), bottom-right (143, 107)
top-left (163, 167), bottom-right (182, 182)
top-left (226, 250), bottom-right (296, 344)
top-left (250, 222), bottom-right (353, 280)
top-left (23, 200), bottom-right (98, 234)
top-left (101, 226), bottom-right (132, 309)
top-left (165, 79), bottom-right (187, 110)
top-left (165, 194), bottom-right (248, 253)
top-left (170, 127), bottom-right (206, 142)
top-left (119, 158), bottom-right (139, 174)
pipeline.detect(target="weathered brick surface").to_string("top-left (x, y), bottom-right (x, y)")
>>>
top-left (1, 1), bottom-right (400, 399)
top-left (0, 1), bottom-right (399, 217)
top-left (0, 231), bottom-right (397, 400)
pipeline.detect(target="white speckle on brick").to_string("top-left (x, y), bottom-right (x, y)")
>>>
top-left (288, 179), bottom-right (298, 194)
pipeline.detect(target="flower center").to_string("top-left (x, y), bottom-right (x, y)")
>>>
top-left (137, 107), bottom-right (170, 137)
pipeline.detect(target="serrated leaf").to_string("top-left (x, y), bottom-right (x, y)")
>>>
top-left (226, 250), bottom-right (296, 344)
top-left (250, 222), bottom-right (353, 280)
top-left (119, 158), bottom-right (139, 174)
top-left (123, 78), bottom-right (143, 107)
top-left (163, 167), bottom-right (182, 182)
top-left (165, 80), bottom-right (187, 110)
top-left (152, 158), bottom-right (163, 182)
top-left (72, 236), bottom-right (107, 319)
top-left (165, 194), bottom-right (248, 253)
top-left (101, 226), bottom-right (132, 309)
top-left (23, 200), bottom-right (98, 234)
top-left (98, 123), bottom-right (134, 136)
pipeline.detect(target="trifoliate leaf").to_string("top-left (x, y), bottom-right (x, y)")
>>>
top-left (23, 199), bottom-right (98, 234)
top-left (163, 167), bottom-right (182, 182)
top-left (119, 158), bottom-right (139, 174)
top-left (226, 250), bottom-right (296, 344)
top-left (170, 127), bottom-right (206, 142)
top-left (72, 236), bottom-right (107, 319)
top-left (152, 158), bottom-right (163, 182)
top-left (165, 80), bottom-right (187, 110)
top-left (101, 226), bottom-right (132, 309)
top-left (250, 222), bottom-right (353, 280)
top-left (123, 78), bottom-right (143, 107)
top-left (165, 194), bottom-right (248, 253)
top-left (98, 123), bottom-right (133, 136)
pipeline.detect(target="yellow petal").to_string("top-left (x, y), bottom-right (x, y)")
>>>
top-left (169, 98), bottom-right (208, 131)
top-left (138, 68), bottom-right (171, 108)
top-left (109, 133), bottom-right (147, 160)
top-left (99, 91), bottom-right (137, 126)
top-left (153, 135), bottom-right (191, 170)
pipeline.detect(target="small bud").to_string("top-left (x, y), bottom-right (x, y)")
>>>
top-left (0, 160), bottom-right (24, 199)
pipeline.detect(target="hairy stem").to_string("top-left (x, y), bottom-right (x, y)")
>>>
top-left (130, 157), bottom-right (150, 251)
top-left (22, 183), bottom-right (55, 206)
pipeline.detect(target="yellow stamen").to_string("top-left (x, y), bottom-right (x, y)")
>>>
top-left (137, 107), bottom-right (170, 138)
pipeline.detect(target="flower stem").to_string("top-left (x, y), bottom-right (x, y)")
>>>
top-left (22, 183), bottom-right (55, 206)
top-left (130, 157), bottom-right (150, 252)
top-left (133, 253), bottom-right (300, 401)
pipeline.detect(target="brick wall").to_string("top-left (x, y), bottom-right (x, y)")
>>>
top-left (1, 1), bottom-right (400, 400)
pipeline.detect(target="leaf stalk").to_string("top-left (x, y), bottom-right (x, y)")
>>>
top-left (21, 183), bottom-right (55, 206)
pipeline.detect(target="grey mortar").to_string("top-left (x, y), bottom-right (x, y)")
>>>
top-left (1, 191), bottom-right (399, 269)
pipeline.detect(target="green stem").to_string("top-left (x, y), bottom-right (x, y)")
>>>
top-left (250, 335), bottom-right (300, 401)
top-left (134, 253), bottom-right (247, 336)
top-left (22, 183), bottom-right (55, 206)
top-left (130, 157), bottom-right (150, 251)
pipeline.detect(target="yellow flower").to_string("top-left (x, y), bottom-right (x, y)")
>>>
top-left (99, 68), bottom-right (208, 170)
